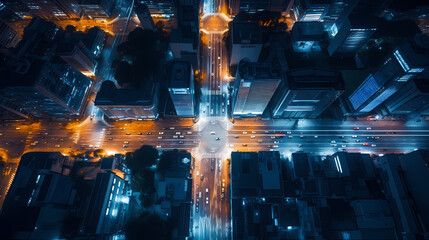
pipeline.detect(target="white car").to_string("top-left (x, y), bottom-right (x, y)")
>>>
top-left (367, 127), bottom-right (372, 130)
top-left (352, 135), bottom-right (357, 138)
top-left (205, 197), bottom-right (209, 205)
top-left (206, 188), bottom-right (209, 193)
top-left (242, 131), bottom-right (247, 134)
top-left (250, 136), bottom-right (255, 139)
top-left (196, 171), bottom-right (199, 176)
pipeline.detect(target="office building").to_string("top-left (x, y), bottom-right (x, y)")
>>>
top-left (291, 21), bottom-right (325, 52)
top-left (232, 60), bottom-right (282, 117)
top-left (139, 0), bottom-right (175, 19)
top-left (169, 27), bottom-right (199, 68)
top-left (77, 0), bottom-right (117, 19)
top-left (168, 60), bottom-right (195, 117)
top-left (95, 80), bottom-right (159, 120)
top-left (1, 0), bottom-right (82, 20)
top-left (292, 0), bottom-right (357, 22)
top-left (384, 79), bottom-right (429, 115)
top-left (348, 35), bottom-right (429, 113)
top-left (0, 20), bottom-right (18, 48)
top-left (327, 15), bottom-right (378, 56)
top-left (154, 151), bottom-right (192, 239)
top-left (374, 151), bottom-right (429, 239)
top-left (0, 152), bottom-right (73, 239)
top-left (83, 171), bottom-right (129, 235)
top-left (229, 21), bottom-right (262, 66)
top-left (57, 40), bottom-right (97, 75)
top-left (272, 68), bottom-right (344, 119)
top-left (229, 0), bottom-right (289, 14)
top-left (0, 61), bottom-right (93, 119)
top-left (136, 2), bottom-right (155, 30)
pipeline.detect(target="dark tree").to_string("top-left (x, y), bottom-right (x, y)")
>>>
top-left (126, 145), bottom-right (159, 172)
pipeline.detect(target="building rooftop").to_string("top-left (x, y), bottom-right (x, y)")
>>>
top-left (286, 68), bottom-right (345, 90)
top-left (292, 21), bottom-right (325, 41)
top-left (231, 21), bottom-right (262, 44)
top-left (169, 60), bottom-right (191, 89)
top-left (95, 80), bottom-right (157, 106)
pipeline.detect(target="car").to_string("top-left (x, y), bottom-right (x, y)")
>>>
top-left (200, 175), bottom-right (204, 181)
top-left (196, 171), bottom-right (199, 176)
top-left (158, 136), bottom-right (163, 139)
top-left (274, 140), bottom-right (280, 144)
top-left (252, 131), bottom-right (256, 134)
top-left (108, 137), bottom-right (113, 140)
top-left (242, 131), bottom-right (247, 134)
top-left (206, 188), bottom-right (209, 193)
top-left (271, 136), bottom-right (276, 139)
top-left (366, 127), bottom-right (372, 130)
top-left (215, 137), bottom-right (220, 141)
top-left (123, 145), bottom-right (128, 148)
top-left (206, 197), bottom-right (209, 205)
top-left (211, 131), bottom-right (216, 135)
top-left (332, 144), bottom-right (337, 147)
top-left (356, 140), bottom-right (361, 143)
top-left (339, 136), bottom-right (345, 139)
top-left (300, 135), bottom-right (304, 138)
top-left (363, 143), bottom-right (370, 146)
top-left (187, 132), bottom-right (192, 135)
top-left (267, 145), bottom-right (271, 148)
top-left (375, 137), bottom-right (380, 139)
top-left (250, 135), bottom-right (255, 139)
top-left (287, 131), bottom-right (292, 134)
top-left (138, 132), bottom-right (143, 135)
top-left (16, 127), bottom-right (20, 130)
top-left (222, 108), bottom-right (225, 113)
top-left (55, 144), bottom-right (60, 148)
top-left (342, 145), bottom-right (347, 148)
top-left (352, 135), bottom-right (357, 138)
top-left (258, 139), bottom-right (263, 143)
top-left (354, 127), bottom-right (359, 130)
top-left (158, 132), bottom-right (164, 135)
top-left (222, 93), bottom-right (225, 98)
top-left (288, 135), bottom-right (293, 139)
top-left (156, 145), bottom-right (161, 148)
top-left (235, 136), bottom-right (239, 138)
top-left (342, 140), bottom-right (348, 143)
top-left (196, 202), bottom-right (199, 212)
top-left (221, 187), bottom-right (225, 193)
top-left (173, 135), bottom-right (178, 139)
top-left (211, 109), bottom-right (214, 115)
top-left (178, 141), bottom-right (184, 144)
top-left (314, 136), bottom-right (318, 138)
top-left (331, 140), bottom-right (336, 144)
top-left (179, 135), bottom-right (185, 139)
top-left (273, 145), bottom-right (279, 148)
top-left (147, 132), bottom-right (153, 135)
top-left (298, 144), bottom-right (303, 147)
top-left (371, 144), bottom-right (376, 147)
top-left (199, 192), bottom-right (202, 198)
top-left (169, 127), bottom-right (175, 130)
top-left (366, 136), bottom-right (374, 139)
top-left (126, 132), bottom-right (131, 135)
top-left (176, 132), bottom-right (181, 135)
top-left (242, 144), bottom-right (248, 147)
top-left (229, 144), bottom-right (234, 147)
top-left (124, 141), bottom-right (129, 144)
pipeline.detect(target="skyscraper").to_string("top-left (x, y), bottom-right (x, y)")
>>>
top-left (139, 0), bottom-right (175, 19)
top-left (136, 2), bottom-right (155, 30)
top-left (271, 68), bottom-right (344, 118)
top-left (348, 35), bottom-right (429, 113)
top-left (384, 79), bottom-right (429, 115)
top-left (95, 80), bottom-right (159, 120)
top-left (168, 60), bottom-right (195, 117)
top-left (229, 21), bottom-right (262, 66)
top-left (1, 0), bottom-right (82, 20)
top-left (327, 15), bottom-right (378, 56)
top-left (232, 60), bottom-right (282, 117)
top-left (0, 20), bottom-right (18, 48)
top-left (229, 0), bottom-right (289, 14)
top-left (292, 0), bottom-right (357, 22)
top-left (77, 0), bottom-right (117, 19)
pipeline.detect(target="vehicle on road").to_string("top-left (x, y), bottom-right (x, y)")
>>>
top-left (314, 136), bottom-right (318, 138)
top-left (173, 135), bottom-right (178, 139)
top-left (242, 131), bottom-right (247, 134)
top-left (123, 145), bottom-right (128, 148)
top-left (169, 127), bottom-right (175, 130)
top-left (178, 141), bottom-right (184, 144)
top-left (206, 188), bottom-right (208, 193)
top-left (371, 144), bottom-right (376, 147)
top-left (342, 145), bottom-right (347, 148)
top-left (126, 132), bottom-right (130, 135)
top-left (215, 137), bottom-right (220, 141)
top-left (176, 132), bottom-right (181, 135)
top-left (235, 135), bottom-right (239, 138)
top-left (196, 201), bottom-right (199, 212)
top-left (108, 137), bottom-right (113, 140)
top-left (55, 144), bottom-right (60, 148)
top-left (156, 145), bottom-right (161, 148)
top-left (251, 135), bottom-right (255, 139)
top-left (158, 132), bottom-right (163, 135)
top-left (206, 197), bottom-right (209, 205)
top-left (352, 135), bottom-right (357, 138)
top-left (258, 140), bottom-right (263, 143)
top-left (242, 144), bottom-right (248, 147)
top-left (187, 132), bottom-right (192, 135)
top-left (124, 141), bottom-right (129, 144)
top-left (158, 136), bottom-right (163, 139)
top-left (363, 143), bottom-right (370, 146)
top-left (367, 127), bottom-right (372, 130)
top-left (179, 135), bottom-right (185, 139)
top-left (199, 192), bottom-right (201, 198)
top-left (196, 171), bottom-right (199, 176)
top-left (356, 140), bottom-right (361, 143)
top-left (211, 132), bottom-right (215, 135)
top-left (354, 127), bottom-right (359, 130)
top-left (146, 132), bottom-right (152, 135)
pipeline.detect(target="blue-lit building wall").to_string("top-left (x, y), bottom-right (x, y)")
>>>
top-left (348, 44), bottom-right (428, 113)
